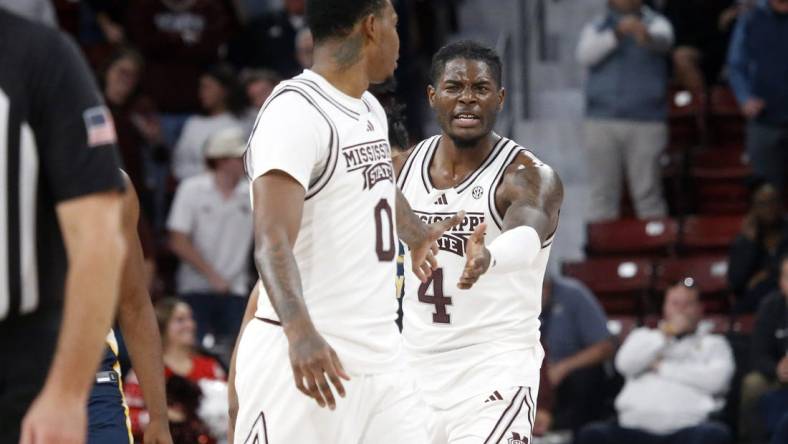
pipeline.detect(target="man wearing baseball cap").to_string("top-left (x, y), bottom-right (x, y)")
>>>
top-left (167, 127), bottom-right (253, 358)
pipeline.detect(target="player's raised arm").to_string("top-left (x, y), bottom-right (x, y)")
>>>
top-left (459, 158), bottom-right (563, 289)
top-left (116, 173), bottom-right (172, 444)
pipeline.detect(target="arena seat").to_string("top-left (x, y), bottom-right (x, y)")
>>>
top-left (586, 218), bottom-right (678, 257)
top-left (655, 256), bottom-right (731, 313)
top-left (562, 258), bottom-right (653, 315)
top-left (681, 215), bottom-right (743, 254)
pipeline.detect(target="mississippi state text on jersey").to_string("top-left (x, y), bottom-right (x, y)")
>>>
top-left (399, 134), bottom-right (552, 409)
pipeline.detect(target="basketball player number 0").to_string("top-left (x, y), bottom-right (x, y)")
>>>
top-left (374, 199), bottom-right (396, 261)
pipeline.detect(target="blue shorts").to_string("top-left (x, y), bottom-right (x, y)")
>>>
top-left (87, 360), bottom-right (132, 443)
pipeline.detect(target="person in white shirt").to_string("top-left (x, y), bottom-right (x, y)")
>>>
top-left (167, 126), bottom-right (252, 354)
top-left (577, 281), bottom-right (735, 444)
top-left (172, 65), bottom-right (244, 181)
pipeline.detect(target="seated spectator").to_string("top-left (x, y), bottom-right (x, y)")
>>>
top-left (659, 0), bottom-right (741, 97)
top-left (739, 255), bottom-right (788, 444)
top-left (229, 0), bottom-right (306, 78)
top-left (577, 0), bottom-right (673, 222)
top-left (728, 180), bottom-right (788, 313)
top-left (540, 275), bottom-right (616, 433)
top-left (172, 65), bottom-right (245, 181)
top-left (168, 127), bottom-right (253, 353)
top-left (239, 69), bottom-right (281, 135)
top-left (124, 298), bottom-right (226, 441)
top-left (577, 282), bottom-right (735, 444)
top-left (727, 0), bottom-right (788, 188)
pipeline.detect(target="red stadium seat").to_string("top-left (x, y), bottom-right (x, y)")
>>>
top-left (709, 86), bottom-right (745, 146)
top-left (731, 314), bottom-right (756, 334)
top-left (681, 215), bottom-right (744, 254)
top-left (586, 218), bottom-right (678, 257)
top-left (562, 258), bottom-right (653, 315)
top-left (668, 88), bottom-right (704, 149)
top-left (655, 256), bottom-right (732, 313)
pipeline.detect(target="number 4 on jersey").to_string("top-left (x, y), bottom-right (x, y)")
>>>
top-left (418, 268), bottom-right (452, 324)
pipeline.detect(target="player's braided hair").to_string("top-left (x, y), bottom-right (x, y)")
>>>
top-left (306, 0), bottom-right (387, 42)
top-left (430, 40), bottom-right (503, 88)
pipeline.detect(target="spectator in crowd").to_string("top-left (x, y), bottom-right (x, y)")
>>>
top-left (739, 254), bottom-right (788, 444)
top-left (168, 127), bottom-right (253, 353)
top-left (728, 180), bottom-right (788, 313)
top-left (229, 0), bottom-right (306, 78)
top-left (125, 298), bottom-right (226, 441)
top-left (577, 0), bottom-right (674, 222)
top-left (657, 0), bottom-right (741, 96)
top-left (728, 0), bottom-right (788, 188)
top-left (295, 27), bottom-right (314, 70)
top-left (239, 69), bottom-right (281, 135)
top-left (577, 282), bottom-right (735, 444)
top-left (540, 275), bottom-right (616, 433)
top-left (125, 0), bottom-right (237, 144)
top-left (100, 46), bottom-right (162, 284)
top-left (172, 64), bottom-right (245, 181)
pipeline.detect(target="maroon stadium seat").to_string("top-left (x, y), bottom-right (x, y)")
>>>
top-left (681, 215), bottom-right (743, 254)
top-left (709, 85), bottom-right (745, 145)
top-left (586, 218), bottom-right (678, 257)
top-left (562, 258), bottom-right (653, 315)
top-left (655, 256), bottom-right (732, 313)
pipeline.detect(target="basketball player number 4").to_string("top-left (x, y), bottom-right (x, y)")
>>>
top-left (418, 269), bottom-right (452, 324)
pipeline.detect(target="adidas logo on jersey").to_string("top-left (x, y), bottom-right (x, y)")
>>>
top-left (484, 390), bottom-right (504, 403)
top-left (366, 120), bottom-right (375, 132)
top-left (508, 432), bottom-right (528, 444)
top-left (434, 194), bottom-right (448, 205)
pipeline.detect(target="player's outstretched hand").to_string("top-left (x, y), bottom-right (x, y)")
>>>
top-left (287, 326), bottom-right (350, 410)
top-left (410, 211), bottom-right (465, 283)
top-left (19, 387), bottom-right (87, 444)
top-left (458, 223), bottom-right (491, 290)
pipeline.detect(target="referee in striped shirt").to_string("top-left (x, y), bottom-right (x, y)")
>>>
top-left (0, 9), bottom-right (128, 444)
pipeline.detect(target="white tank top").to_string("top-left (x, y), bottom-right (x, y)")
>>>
top-left (247, 71), bottom-right (402, 375)
top-left (399, 135), bottom-right (552, 408)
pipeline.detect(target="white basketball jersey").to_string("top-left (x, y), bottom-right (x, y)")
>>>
top-left (399, 135), bottom-right (552, 408)
top-left (246, 70), bottom-right (401, 375)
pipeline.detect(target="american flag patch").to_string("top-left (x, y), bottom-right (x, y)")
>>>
top-left (83, 106), bottom-right (117, 147)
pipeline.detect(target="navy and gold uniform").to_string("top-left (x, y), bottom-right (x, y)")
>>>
top-left (87, 329), bottom-right (132, 444)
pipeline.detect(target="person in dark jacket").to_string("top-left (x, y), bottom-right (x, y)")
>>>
top-left (728, 180), bottom-right (788, 313)
top-left (727, 0), bottom-right (788, 188)
top-left (739, 254), bottom-right (788, 444)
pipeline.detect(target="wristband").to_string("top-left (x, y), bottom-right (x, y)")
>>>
top-left (487, 226), bottom-right (541, 274)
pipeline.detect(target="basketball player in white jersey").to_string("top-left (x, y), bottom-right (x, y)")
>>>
top-left (395, 41), bottom-right (564, 444)
top-left (231, 0), bottom-right (459, 442)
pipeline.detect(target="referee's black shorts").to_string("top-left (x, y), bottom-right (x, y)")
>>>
top-left (0, 310), bottom-right (60, 443)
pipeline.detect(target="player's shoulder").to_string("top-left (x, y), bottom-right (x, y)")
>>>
top-left (393, 135), bottom-right (439, 176)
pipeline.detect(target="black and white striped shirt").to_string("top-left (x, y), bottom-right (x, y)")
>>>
top-left (0, 10), bottom-right (124, 323)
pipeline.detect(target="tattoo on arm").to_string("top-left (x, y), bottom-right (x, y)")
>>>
top-left (254, 236), bottom-right (311, 328)
top-left (499, 160), bottom-right (563, 243)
